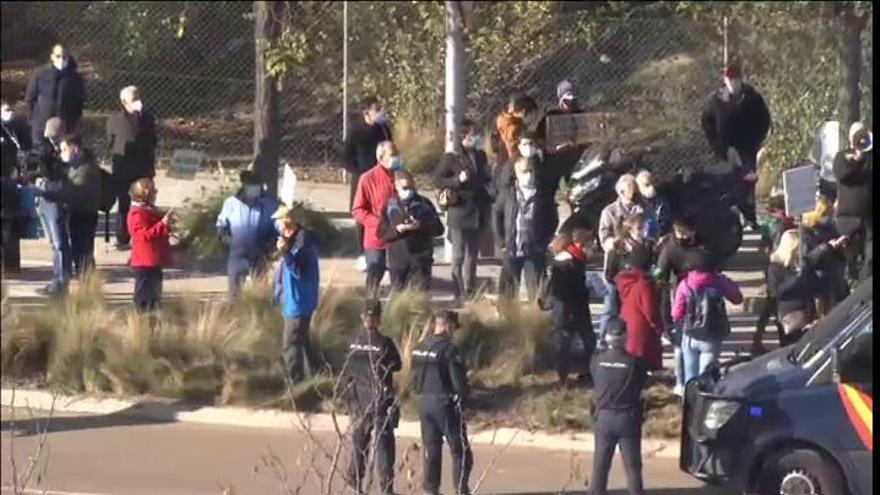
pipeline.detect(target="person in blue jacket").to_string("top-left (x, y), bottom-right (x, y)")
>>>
top-left (272, 205), bottom-right (321, 385)
top-left (216, 170), bottom-right (278, 298)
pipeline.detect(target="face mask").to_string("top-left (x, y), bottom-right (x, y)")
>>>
top-left (373, 110), bottom-right (387, 125)
top-left (726, 79), bottom-right (742, 95)
top-left (465, 135), bottom-right (482, 149)
top-left (130, 100), bottom-right (143, 113)
top-left (640, 185), bottom-right (656, 199)
top-left (53, 57), bottom-right (68, 71)
top-left (398, 189), bottom-right (414, 200)
top-left (388, 156), bottom-right (403, 171)
top-left (0, 109), bottom-right (11, 122)
top-left (518, 143), bottom-right (536, 158)
top-left (243, 185), bottom-right (261, 199)
top-left (60, 152), bottom-right (72, 163)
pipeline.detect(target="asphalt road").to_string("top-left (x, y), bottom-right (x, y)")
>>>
top-left (0, 408), bottom-right (737, 495)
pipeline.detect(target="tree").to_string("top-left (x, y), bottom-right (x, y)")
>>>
top-left (833, 2), bottom-right (869, 134)
top-left (254, 1), bottom-right (283, 197)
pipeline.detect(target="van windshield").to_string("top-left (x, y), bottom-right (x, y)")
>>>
top-left (793, 277), bottom-right (873, 365)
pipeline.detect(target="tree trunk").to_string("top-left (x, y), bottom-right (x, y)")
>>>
top-left (836, 2), bottom-right (864, 136)
top-left (254, 1), bottom-right (282, 197)
top-left (444, 1), bottom-right (466, 155)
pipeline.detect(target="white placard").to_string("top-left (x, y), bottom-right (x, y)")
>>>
top-left (782, 165), bottom-right (817, 217)
top-left (278, 162), bottom-right (297, 208)
top-left (168, 149), bottom-right (205, 180)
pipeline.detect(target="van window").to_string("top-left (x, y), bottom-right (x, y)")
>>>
top-left (839, 322), bottom-right (872, 388)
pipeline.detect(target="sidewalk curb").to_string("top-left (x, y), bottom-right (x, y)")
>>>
top-left (1, 388), bottom-right (681, 459)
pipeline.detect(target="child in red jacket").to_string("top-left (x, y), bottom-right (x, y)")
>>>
top-left (127, 178), bottom-right (173, 312)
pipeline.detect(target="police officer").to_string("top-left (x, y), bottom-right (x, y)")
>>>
top-left (588, 317), bottom-right (647, 495)
top-left (411, 310), bottom-right (473, 495)
top-left (342, 299), bottom-right (402, 495)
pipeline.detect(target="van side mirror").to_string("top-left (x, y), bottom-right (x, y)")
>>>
top-left (830, 347), bottom-right (841, 384)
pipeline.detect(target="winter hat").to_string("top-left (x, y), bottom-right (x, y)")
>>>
top-left (604, 318), bottom-right (627, 349)
top-left (723, 63), bottom-right (742, 79)
top-left (556, 80), bottom-right (575, 101)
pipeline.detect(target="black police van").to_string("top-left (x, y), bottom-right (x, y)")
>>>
top-left (681, 277), bottom-right (873, 495)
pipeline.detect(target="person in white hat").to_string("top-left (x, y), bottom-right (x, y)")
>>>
top-left (832, 121), bottom-right (872, 283)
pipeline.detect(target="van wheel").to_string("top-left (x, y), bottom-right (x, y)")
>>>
top-left (757, 448), bottom-right (846, 495)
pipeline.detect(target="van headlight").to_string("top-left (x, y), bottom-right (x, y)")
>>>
top-left (703, 400), bottom-right (739, 431)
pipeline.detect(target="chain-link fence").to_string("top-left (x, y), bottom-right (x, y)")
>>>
top-left (1, 1), bottom-right (872, 180)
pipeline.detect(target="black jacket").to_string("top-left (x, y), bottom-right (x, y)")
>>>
top-left (654, 239), bottom-right (707, 284)
top-left (411, 334), bottom-right (469, 400)
top-left (700, 84), bottom-right (771, 172)
top-left (343, 329), bottom-right (402, 407)
top-left (1, 116), bottom-right (32, 178)
top-left (342, 118), bottom-right (392, 175)
top-left (25, 57), bottom-right (85, 137)
top-left (378, 194), bottom-right (444, 271)
top-left (434, 150), bottom-right (491, 231)
top-left (590, 347), bottom-right (646, 412)
top-left (106, 108), bottom-right (158, 181)
top-left (832, 149), bottom-right (872, 223)
top-left (48, 150), bottom-right (102, 214)
top-left (493, 163), bottom-right (556, 255)
top-left (544, 249), bottom-right (592, 332)
top-left (766, 242), bottom-right (837, 318)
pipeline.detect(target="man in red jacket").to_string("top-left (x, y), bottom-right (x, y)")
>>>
top-left (352, 140), bottom-right (401, 298)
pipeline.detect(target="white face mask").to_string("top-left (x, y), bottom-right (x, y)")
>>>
top-left (60, 151), bottom-right (72, 163)
top-left (725, 78), bottom-right (742, 95)
top-left (0, 109), bottom-right (11, 122)
top-left (518, 143), bottom-right (537, 158)
top-left (639, 184), bottom-right (656, 199)
top-left (130, 100), bottom-right (143, 113)
top-left (398, 189), bottom-right (414, 200)
top-left (53, 57), bottom-right (68, 71)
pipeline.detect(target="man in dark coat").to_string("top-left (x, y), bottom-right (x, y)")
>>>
top-left (434, 119), bottom-right (492, 300)
top-left (379, 171), bottom-right (444, 293)
top-left (343, 96), bottom-right (392, 269)
top-left (833, 122), bottom-right (872, 284)
top-left (536, 79), bottom-right (587, 189)
top-left (25, 44), bottom-right (85, 146)
top-left (1, 100), bottom-right (33, 272)
top-left (106, 85), bottom-right (158, 249)
top-left (700, 63), bottom-right (771, 228)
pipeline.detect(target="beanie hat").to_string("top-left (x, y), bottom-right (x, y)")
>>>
top-left (556, 80), bottom-right (575, 101)
top-left (723, 63), bottom-right (742, 79)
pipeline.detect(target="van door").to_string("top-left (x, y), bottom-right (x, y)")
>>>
top-left (836, 318), bottom-right (872, 495)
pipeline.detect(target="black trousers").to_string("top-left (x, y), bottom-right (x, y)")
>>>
top-left (364, 249), bottom-right (386, 300)
top-left (389, 256), bottom-right (432, 293)
top-left (346, 400), bottom-right (397, 495)
top-left (754, 296), bottom-right (784, 347)
top-left (554, 310), bottom-right (595, 382)
top-left (420, 395), bottom-right (473, 495)
top-left (116, 182), bottom-right (133, 245)
top-left (133, 267), bottom-right (163, 312)
top-left (282, 316), bottom-right (319, 384)
top-left (68, 211), bottom-right (98, 278)
top-left (450, 227), bottom-right (480, 299)
top-left (1, 218), bottom-right (20, 271)
top-left (590, 409), bottom-right (645, 495)
top-left (349, 173), bottom-right (364, 256)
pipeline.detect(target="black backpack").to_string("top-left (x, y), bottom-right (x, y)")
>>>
top-left (682, 283), bottom-right (730, 340)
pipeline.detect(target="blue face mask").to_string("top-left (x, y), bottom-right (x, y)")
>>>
top-left (468, 135), bottom-right (483, 150)
top-left (389, 156), bottom-right (403, 171)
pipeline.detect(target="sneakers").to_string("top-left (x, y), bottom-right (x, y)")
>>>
top-left (354, 255), bottom-right (368, 272)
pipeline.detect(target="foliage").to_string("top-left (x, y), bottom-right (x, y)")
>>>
top-left (393, 116), bottom-right (444, 176)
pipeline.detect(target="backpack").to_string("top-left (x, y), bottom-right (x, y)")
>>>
top-left (682, 283), bottom-right (730, 340)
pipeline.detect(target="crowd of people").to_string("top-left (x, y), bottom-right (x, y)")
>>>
top-left (1, 44), bottom-right (874, 495)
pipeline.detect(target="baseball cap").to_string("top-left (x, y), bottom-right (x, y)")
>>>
top-left (364, 299), bottom-right (382, 317)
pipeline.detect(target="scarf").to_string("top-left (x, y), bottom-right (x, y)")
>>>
top-left (566, 244), bottom-right (587, 264)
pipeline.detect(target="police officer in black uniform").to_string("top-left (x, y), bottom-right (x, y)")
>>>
top-left (342, 299), bottom-right (402, 495)
top-left (588, 317), bottom-right (647, 495)
top-left (411, 310), bottom-right (473, 495)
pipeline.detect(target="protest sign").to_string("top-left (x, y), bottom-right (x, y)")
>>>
top-left (782, 164), bottom-right (817, 217)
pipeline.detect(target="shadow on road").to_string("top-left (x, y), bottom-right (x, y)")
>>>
top-left (0, 400), bottom-right (205, 438)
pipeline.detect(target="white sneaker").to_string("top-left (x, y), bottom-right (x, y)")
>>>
top-left (354, 255), bottom-right (367, 272)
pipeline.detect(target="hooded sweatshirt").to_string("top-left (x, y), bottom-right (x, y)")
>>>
top-left (615, 267), bottom-right (663, 370)
top-left (671, 271), bottom-right (743, 323)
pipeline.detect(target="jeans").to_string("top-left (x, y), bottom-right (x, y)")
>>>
top-left (68, 211), bottom-right (98, 278)
top-left (681, 334), bottom-right (721, 385)
top-left (499, 252), bottom-right (545, 301)
top-left (450, 227), bottom-right (480, 299)
top-left (36, 198), bottom-right (70, 288)
top-left (364, 249), bottom-right (386, 299)
top-left (599, 281), bottom-right (620, 339)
